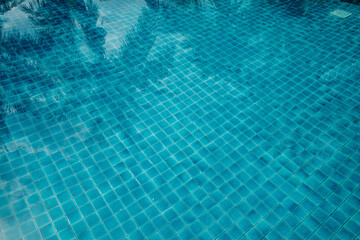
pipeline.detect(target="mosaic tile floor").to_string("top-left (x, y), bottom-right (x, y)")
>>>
top-left (1, 0), bottom-right (360, 239)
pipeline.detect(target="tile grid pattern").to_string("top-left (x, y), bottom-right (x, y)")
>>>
top-left (0, 0), bottom-right (360, 240)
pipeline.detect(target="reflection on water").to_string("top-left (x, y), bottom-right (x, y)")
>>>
top-left (0, 0), bottom-right (25, 14)
top-left (0, 0), bottom-right (359, 239)
top-left (0, 0), bottom-right (359, 154)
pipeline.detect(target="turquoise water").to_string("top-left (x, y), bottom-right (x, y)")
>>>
top-left (1, 0), bottom-right (360, 239)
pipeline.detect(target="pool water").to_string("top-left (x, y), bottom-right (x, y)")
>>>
top-left (1, 0), bottom-right (360, 239)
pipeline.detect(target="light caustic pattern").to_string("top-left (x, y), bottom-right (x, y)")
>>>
top-left (0, 0), bottom-right (359, 239)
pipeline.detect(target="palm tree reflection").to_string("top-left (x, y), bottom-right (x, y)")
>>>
top-left (21, 0), bottom-right (106, 63)
top-left (274, 0), bottom-right (323, 16)
top-left (0, 0), bottom-right (108, 148)
top-left (0, 0), bottom-right (246, 150)
top-left (0, 0), bottom-right (24, 14)
top-left (156, 0), bottom-right (244, 79)
top-left (213, 0), bottom-right (243, 14)
top-left (0, 0), bottom-right (180, 150)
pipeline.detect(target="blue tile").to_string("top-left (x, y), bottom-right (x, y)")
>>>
top-left (159, 225), bottom-right (176, 239)
top-left (178, 228), bottom-right (194, 239)
top-left (209, 223), bottom-right (224, 238)
top-left (123, 219), bottom-right (137, 234)
top-left (67, 209), bottom-right (82, 224)
top-left (73, 221), bottom-right (88, 235)
top-left (85, 214), bottom-right (100, 228)
top-left (4, 227), bottom-right (22, 240)
top-left (170, 218), bottom-right (185, 233)
top-left (0, 207), bottom-right (12, 221)
top-left (109, 227), bottom-right (125, 240)
top-left (92, 224), bottom-right (107, 239)
top-left (1, 0), bottom-right (359, 239)
top-left (20, 220), bottom-right (37, 236)
top-left (35, 214), bottom-right (51, 228)
top-left (141, 222), bottom-right (156, 236)
top-left (77, 230), bottom-right (94, 240)
top-left (15, 210), bottom-right (32, 224)
top-left (24, 231), bottom-right (42, 240)
top-left (40, 223), bottom-right (56, 239)
top-left (58, 226), bottom-right (75, 240)
top-left (198, 231), bottom-right (214, 240)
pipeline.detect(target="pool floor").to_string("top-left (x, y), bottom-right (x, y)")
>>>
top-left (0, 0), bottom-right (360, 239)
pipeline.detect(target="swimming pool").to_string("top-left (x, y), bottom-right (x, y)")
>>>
top-left (0, 0), bottom-right (359, 239)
